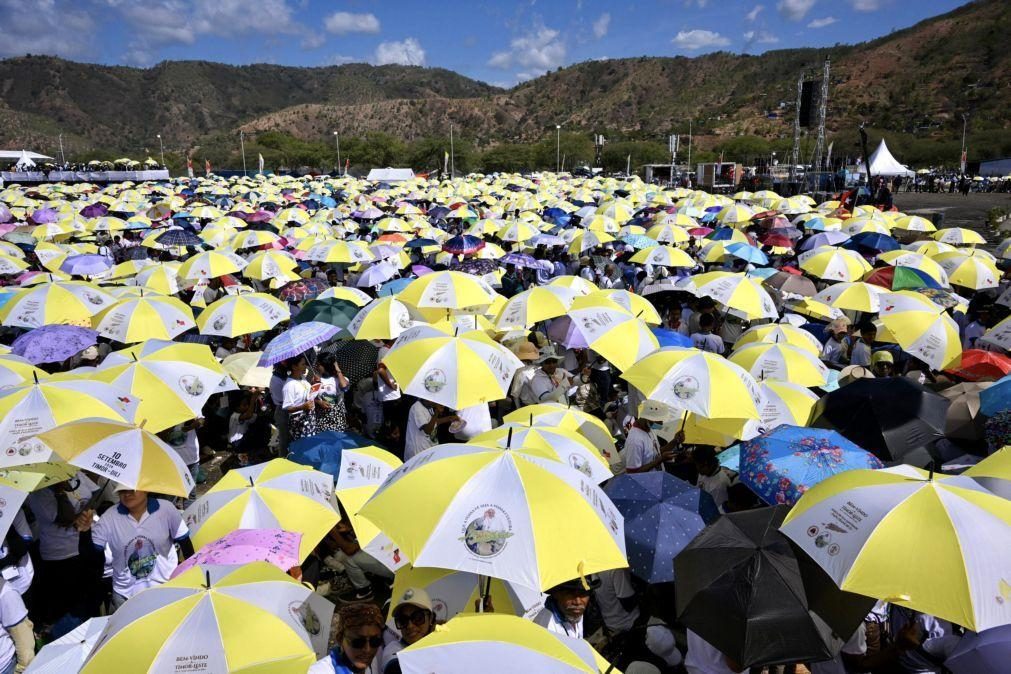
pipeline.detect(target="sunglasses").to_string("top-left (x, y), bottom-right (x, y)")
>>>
top-left (346, 635), bottom-right (383, 649)
top-left (394, 610), bottom-right (430, 629)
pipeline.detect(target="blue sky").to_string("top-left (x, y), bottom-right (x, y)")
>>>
top-left (0, 0), bottom-right (969, 87)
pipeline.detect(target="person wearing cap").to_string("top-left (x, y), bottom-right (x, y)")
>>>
top-left (74, 486), bottom-right (192, 610)
top-left (521, 353), bottom-right (573, 406)
top-left (378, 587), bottom-right (437, 674)
top-left (508, 340), bottom-right (540, 411)
top-left (578, 256), bottom-right (596, 282)
top-left (532, 576), bottom-right (600, 638)
top-left (623, 404), bottom-right (683, 474)
top-left (821, 317), bottom-right (851, 367)
top-left (871, 350), bottom-right (895, 377)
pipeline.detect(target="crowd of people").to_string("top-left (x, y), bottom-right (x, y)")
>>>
top-left (0, 171), bottom-right (1007, 673)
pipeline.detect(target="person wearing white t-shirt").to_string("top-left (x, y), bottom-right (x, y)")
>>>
top-left (0, 512), bottom-right (33, 598)
top-left (27, 472), bottom-right (98, 624)
top-left (75, 487), bottom-right (192, 609)
top-left (622, 406), bottom-right (684, 473)
top-left (532, 578), bottom-right (598, 639)
top-left (404, 401), bottom-right (459, 461)
top-left (690, 313), bottom-right (725, 354)
top-left (0, 580), bottom-right (34, 674)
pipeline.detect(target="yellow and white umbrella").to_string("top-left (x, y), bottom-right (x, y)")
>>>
top-left (567, 230), bottom-right (615, 255)
top-left (781, 464), bottom-right (1011, 632)
top-left (590, 289), bottom-right (661, 325)
top-left (241, 250), bottom-right (298, 281)
top-left (334, 445), bottom-right (402, 549)
top-left (497, 221), bottom-right (539, 242)
top-left (0, 354), bottom-right (46, 389)
top-left (813, 281), bottom-right (888, 313)
top-left (398, 271), bottom-right (496, 311)
top-left (892, 215), bottom-right (936, 232)
top-left (80, 563), bottom-right (322, 674)
top-left (359, 443), bottom-right (627, 592)
top-left (547, 275), bottom-right (598, 295)
top-left (934, 252), bottom-right (999, 290)
top-left (34, 418), bottom-right (194, 497)
top-left (183, 459), bottom-right (339, 560)
top-left (93, 294), bottom-right (195, 343)
top-left (391, 565), bottom-right (544, 623)
top-left (382, 325), bottom-right (522, 408)
top-left (229, 230), bottom-right (280, 250)
top-left (798, 246), bottom-right (872, 282)
top-left (728, 342), bottom-right (829, 387)
top-left (683, 272), bottom-right (778, 320)
top-left (470, 423), bottom-right (612, 484)
top-left (0, 281), bottom-right (116, 328)
top-left (504, 403), bottom-right (617, 464)
top-left (196, 293), bottom-right (290, 338)
top-left (494, 286), bottom-right (578, 330)
top-left (177, 250), bottom-right (248, 280)
top-left (317, 286), bottom-right (372, 306)
top-left (645, 223), bottom-right (691, 245)
top-left (621, 348), bottom-right (762, 420)
top-left (399, 613), bottom-right (614, 674)
top-left (346, 297), bottom-right (422, 340)
top-left (135, 264), bottom-right (181, 295)
top-left (560, 296), bottom-right (660, 371)
top-left (878, 291), bottom-right (962, 370)
top-left (735, 323), bottom-right (822, 356)
top-left (629, 245), bottom-right (695, 268)
top-left (933, 227), bottom-right (986, 246)
top-left (0, 254), bottom-right (28, 276)
top-left (306, 239), bottom-right (375, 265)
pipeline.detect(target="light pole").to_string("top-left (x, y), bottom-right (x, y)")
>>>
top-left (156, 134), bottom-right (165, 168)
top-left (239, 131), bottom-right (247, 176)
top-left (58, 133), bottom-right (65, 165)
top-left (555, 125), bottom-right (561, 173)
top-left (960, 113), bottom-right (968, 174)
top-left (332, 131), bottom-right (341, 176)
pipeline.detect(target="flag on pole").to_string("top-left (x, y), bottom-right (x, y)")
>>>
top-left (186, 158), bottom-right (194, 179)
top-left (960, 149), bottom-right (967, 173)
top-left (443, 151), bottom-right (449, 174)
top-left (204, 159), bottom-right (211, 177)
top-left (258, 153), bottom-right (264, 173)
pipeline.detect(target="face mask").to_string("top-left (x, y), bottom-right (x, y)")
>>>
top-left (650, 422), bottom-right (663, 431)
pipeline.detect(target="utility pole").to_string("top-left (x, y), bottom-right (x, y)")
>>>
top-left (555, 125), bottom-right (561, 173)
top-left (811, 57), bottom-right (831, 191)
top-left (58, 133), bottom-right (65, 165)
top-left (687, 119), bottom-right (693, 181)
top-left (156, 134), bottom-right (165, 168)
top-left (450, 124), bottom-right (455, 179)
top-left (790, 71), bottom-right (803, 183)
top-left (239, 131), bottom-right (247, 176)
top-left (333, 131), bottom-right (341, 176)
top-left (960, 113), bottom-right (968, 173)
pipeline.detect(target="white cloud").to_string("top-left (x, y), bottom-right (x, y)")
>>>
top-left (745, 4), bottom-right (764, 22)
top-left (850, 0), bottom-right (882, 11)
top-left (300, 32), bottom-right (326, 49)
top-left (325, 54), bottom-right (357, 66)
top-left (776, 0), bottom-right (816, 21)
top-left (488, 24), bottom-right (566, 79)
top-left (743, 30), bottom-right (779, 45)
top-left (374, 38), bottom-right (426, 66)
top-left (324, 11), bottom-right (380, 35)
top-left (671, 29), bottom-right (730, 51)
top-left (592, 12), bottom-right (611, 39)
top-left (0, 0), bottom-right (95, 58)
top-left (807, 16), bottom-right (838, 28)
top-left (683, 0), bottom-right (709, 7)
top-left (192, 0), bottom-right (302, 36)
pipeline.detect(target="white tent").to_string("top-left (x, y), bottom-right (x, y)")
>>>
top-left (867, 139), bottom-right (914, 177)
top-left (366, 167), bottom-right (414, 182)
top-left (13, 150), bottom-right (36, 171)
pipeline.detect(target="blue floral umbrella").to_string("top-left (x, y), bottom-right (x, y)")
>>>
top-left (739, 425), bottom-right (883, 506)
top-left (603, 472), bottom-right (718, 583)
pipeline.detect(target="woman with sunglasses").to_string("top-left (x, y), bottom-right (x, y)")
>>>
top-left (379, 587), bottom-right (437, 674)
top-left (310, 603), bottom-right (386, 674)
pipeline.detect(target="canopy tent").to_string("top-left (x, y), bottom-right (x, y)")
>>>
top-left (866, 140), bottom-right (914, 177)
top-left (366, 167), bottom-right (415, 182)
top-left (0, 150), bottom-right (53, 163)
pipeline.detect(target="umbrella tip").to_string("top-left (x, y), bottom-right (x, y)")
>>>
top-left (506, 427), bottom-right (513, 450)
top-left (32, 371), bottom-right (39, 385)
top-left (205, 570), bottom-right (211, 589)
top-left (249, 475), bottom-right (255, 487)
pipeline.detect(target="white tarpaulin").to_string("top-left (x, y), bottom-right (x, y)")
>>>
top-left (13, 150), bottom-right (35, 171)
top-left (367, 167), bottom-right (415, 182)
top-left (867, 139), bottom-right (914, 177)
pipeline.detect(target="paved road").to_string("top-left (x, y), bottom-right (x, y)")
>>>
top-left (893, 191), bottom-right (1011, 242)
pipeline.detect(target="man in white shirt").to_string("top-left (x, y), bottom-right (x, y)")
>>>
top-left (533, 577), bottom-right (599, 639)
top-left (623, 403), bottom-right (682, 473)
top-left (521, 355), bottom-right (572, 406)
top-left (0, 580), bottom-right (33, 673)
top-left (76, 486), bottom-right (192, 609)
top-left (403, 400), bottom-right (458, 461)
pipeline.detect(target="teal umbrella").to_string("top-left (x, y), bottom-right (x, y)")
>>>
top-left (292, 297), bottom-right (359, 328)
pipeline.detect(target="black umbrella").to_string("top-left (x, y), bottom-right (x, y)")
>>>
top-left (675, 505), bottom-right (874, 670)
top-left (812, 377), bottom-right (950, 466)
top-left (319, 339), bottom-right (378, 390)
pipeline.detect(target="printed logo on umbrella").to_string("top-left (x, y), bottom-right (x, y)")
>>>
top-left (670, 375), bottom-right (700, 400)
top-left (423, 368), bottom-right (447, 393)
top-left (460, 505), bottom-right (513, 558)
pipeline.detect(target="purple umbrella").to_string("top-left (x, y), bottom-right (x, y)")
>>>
top-left (259, 321), bottom-right (343, 366)
top-left (946, 624), bottom-right (1011, 674)
top-left (800, 231), bottom-right (850, 251)
top-left (12, 325), bottom-right (99, 364)
top-left (411, 265), bottom-right (434, 276)
top-left (547, 316), bottom-right (591, 348)
top-left (0, 204), bottom-right (11, 224)
top-left (80, 204), bottom-right (108, 219)
top-left (60, 254), bottom-right (112, 277)
top-left (170, 529), bottom-right (302, 578)
top-left (30, 208), bottom-right (58, 225)
top-left (356, 262), bottom-right (398, 288)
top-left (501, 252), bottom-right (539, 268)
top-left (247, 210), bottom-right (274, 224)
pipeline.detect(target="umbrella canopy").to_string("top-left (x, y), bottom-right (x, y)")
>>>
top-left (80, 563), bottom-right (324, 673)
top-left (346, 297), bottom-right (421, 340)
top-left (603, 472), bottom-right (716, 583)
top-left (736, 323), bottom-right (822, 356)
top-left (781, 464), bottom-right (1011, 632)
top-left (258, 321), bottom-right (343, 366)
top-left (291, 297), bottom-right (359, 329)
top-left (24, 617), bottom-right (109, 674)
top-left (728, 342), bottom-right (829, 387)
top-left (946, 624), bottom-right (1011, 674)
top-left (398, 271), bottom-right (496, 311)
top-left (11, 324), bottom-right (98, 364)
top-left (382, 325), bottom-right (522, 408)
top-left (946, 349), bottom-right (1011, 382)
top-left (391, 565), bottom-right (544, 623)
top-left (359, 443), bottom-right (627, 592)
top-left (0, 282), bottom-right (116, 328)
top-left (171, 529), bottom-right (302, 578)
top-left (399, 613), bottom-right (614, 674)
top-left (221, 351), bottom-right (273, 388)
top-left (683, 271), bottom-right (778, 320)
top-left (879, 291), bottom-right (962, 370)
top-left (469, 424), bottom-right (612, 485)
top-left (547, 296), bottom-right (659, 371)
top-left (93, 295), bottom-right (195, 343)
top-left (183, 458), bottom-right (339, 560)
top-left (494, 286), bottom-right (578, 330)
top-left (738, 425), bottom-right (883, 506)
top-left (812, 377), bottom-right (949, 466)
top-left (675, 505), bottom-right (874, 669)
top-left (503, 404), bottom-right (617, 462)
top-left (34, 418), bottom-right (194, 497)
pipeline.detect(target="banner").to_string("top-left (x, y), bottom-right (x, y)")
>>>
top-left (204, 159), bottom-right (211, 177)
top-left (444, 151), bottom-right (449, 174)
top-left (258, 153), bottom-right (265, 173)
top-left (960, 149), bottom-right (967, 173)
top-left (186, 158), bottom-right (194, 179)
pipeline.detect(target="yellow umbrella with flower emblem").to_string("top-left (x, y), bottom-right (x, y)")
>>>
top-left (878, 291), bottom-right (961, 370)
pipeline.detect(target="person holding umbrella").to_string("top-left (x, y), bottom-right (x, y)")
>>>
top-left (623, 404), bottom-right (683, 474)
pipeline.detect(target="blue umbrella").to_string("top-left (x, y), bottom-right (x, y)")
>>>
top-left (501, 252), bottom-right (539, 268)
top-left (442, 235), bottom-right (485, 255)
top-left (707, 227), bottom-right (739, 241)
top-left (258, 321), bottom-right (343, 366)
top-left (60, 254), bottom-right (111, 277)
top-left (725, 242), bottom-right (769, 265)
top-left (946, 624), bottom-right (1011, 674)
top-left (800, 231), bottom-right (850, 250)
top-left (405, 238), bottom-right (439, 249)
top-left (717, 444), bottom-right (741, 471)
top-left (738, 425), bottom-right (883, 506)
top-left (11, 325), bottom-right (98, 365)
top-left (621, 234), bottom-right (655, 249)
top-left (377, 277), bottom-right (414, 297)
top-left (651, 327), bottom-right (692, 348)
top-left (980, 374), bottom-right (1010, 417)
top-left (603, 472), bottom-right (717, 583)
top-left (745, 267), bottom-right (779, 280)
top-left (845, 232), bottom-right (900, 253)
top-left (288, 431), bottom-right (376, 477)
top-left (155, 228), bottom-right (202, 247)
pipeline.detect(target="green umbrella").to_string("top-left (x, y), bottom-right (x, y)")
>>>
top-left (292, 297), bottom-right (360, 328)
